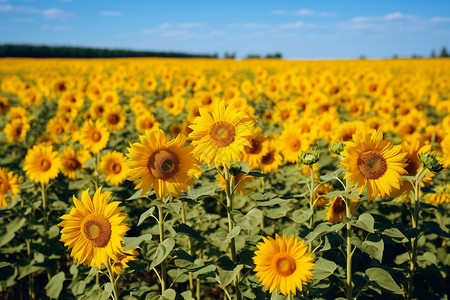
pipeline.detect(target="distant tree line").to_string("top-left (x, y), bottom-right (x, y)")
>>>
top-left (431, 47), bottom-right (449, 58)
top-left (0, 44), bottom-right (219, 58)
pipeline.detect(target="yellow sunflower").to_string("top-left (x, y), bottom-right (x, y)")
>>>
top-left (103, 105), bottom-right (126, 131)
top-left (4, 119), bottom-right (30, 143)
top-left (60, 147), bottom-right (92, 180)
top-left (259, 139), bottom-right (283, 173)
top-left (425, 183), bottom-right (450, 205)
top-left (112, 249), bottom-right (139, 275)
top-left (341, 130), bottom-right (407, 202)
top-left (127, 129), bottom-right (198, 199)
top-left (0, 167), bottom-right (21, 207)
top-left (242, 128), bottom-right (268, 170)
top-left (325, 196), bottom-right (359, 224)
top-left (99, 151), bottom-right (129, 186)
top-left (59, 187), bottom-right (129, 268)
top-left (135, 111), bottom-right (161, 133)
top-left (23, 144), bottom-right (61, 184)
top-left (80, 120), bottom-right (110, 154)
top-left (189, 100), bottom-right (255, 167)
top-left (253, 234), bottom-right (315, 296)
top-left (279, 125), bottom-right (311, 163)
top-left (314, 183), bottom-right (333, 208)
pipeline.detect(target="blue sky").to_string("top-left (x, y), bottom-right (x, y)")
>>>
top-left (0, 0), bottom-right (449, 58)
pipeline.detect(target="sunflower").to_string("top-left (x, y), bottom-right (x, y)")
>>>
top-left (127, 130), bottom-right (198, 199)
top-left (80, 120), bottom-right (110, 154)
top-left (23, 144), bottom-right (61, 184)
top-left (4, 119), bottom-right (30, 143)
top-left (189, 100), bottom-right (255, 167)
top-left (163, 95), bottom-right (185, 116)
top-left (0, 167), bottom-right (21, 207)
top-left (425, 183), bottom-right (450, 205)
top-left (314, 183), bottom-right (333, 208)
top-left (340, 130), bottom-right (407, 202)
top-left (331, 121), bottom-right (367, 144)
top-left (8, 106), bottom-right (27, 121)
top-left (103, 105), bottom-right (126, 131)
top-left (279, 125), bottom-right (311, 163)
top-left (253, 234), bottom-right (315, 296)
top-left (0, 96), bottom-right (9, 114)
top-left (325, 196), bottom-right (359, 224)
top-left (99, 151), bottom-right (129, 186)
top-left (112, 249), bottom-right (139, 274)
top-left (60, 147), bottom-right (91, 180)
top-left (259, 139), bottom-right (283, 173)
top-left (242, 128), bottom-right (268, 170)
top-left (59, 187), bottom-right (129, 268)
top-left (135, 112), bottom-right (161, 133)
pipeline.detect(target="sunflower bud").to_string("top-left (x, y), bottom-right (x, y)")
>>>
top-left (299, 148), bottom-right (321, 166)
top-left (229, 163), bottom-right (243, 176)
top-left (330, 141), bottom-right (345, 156)
top-left (419, 153), bottom-right (443, 174)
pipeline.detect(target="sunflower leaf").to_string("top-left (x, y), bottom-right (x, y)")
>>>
top-left (150, 238), bottom-right (175, 269)
top-left (123, 234), bottom-right (153, 251)
top-left (353, 213), bottom-right (375, 233)
top-left (365, 267), bottom-right (403, 295)
top-left (137, 207), bottom-right (156, 226)
top-left (422, 221), bottom-right (450, 238)
top-left (231, 208), bottom-right (262, 231)
top-left (174, 224), bottom-right (206, 241)
top-left (312, 258), bottom-right (337, 281)
top-left (320, 167), bottom-right (345, 182)
top-left (45, 271), bottom-right (65, 299)
top-left (216, 264), bottom-right (243, 287)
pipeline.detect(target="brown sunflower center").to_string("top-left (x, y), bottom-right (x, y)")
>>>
top-left (40, 159), bottom-right (51, 172)
top-left (244, 138), bottom-right (261, 154)
top-left (91, 130), bottom-right (102, 142)
top-left (0, 180), bottom-right (11, 194)
top-left (357, 150), bottom-right (387, 179)
top-left (142, 119), bottom-right (154, 129)
top-left (332, 197), bottom-right (346, 214)
top-left (148, 149), bottom-right (179, 180)
top-left (404, 157), bottom-right (419, 176)
top-left (111, 162), bottom-right (122, 174)
top-left (275, 255), bottom-right (296, 276)
top-left (108, 113), bottom-right (120, 125)
top-left (290, 139), bottom-right (301, 151)
top-left (66, 158), bottom-right (81, 171)
top-left (261, 151), bottom-right (275, 164)
top-left (81, 212), bottom-right (112, 248)
top-left (13, 126), bottom-right (22, 137)
top-left (209, 121), bottom-right (236, 148)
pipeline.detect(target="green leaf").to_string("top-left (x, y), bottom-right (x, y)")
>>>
top-left (100, 282), bottom-right (113, 300)
top-left (422, 221), bottom-right (450, 238)
top-left (138, 207), bottom-right (155, 226)
top-left (161, 289), bottom-right (177, 300)
top-left (353, 213), bottom-right (374, 233)
top-left (174, 248), bottom-right (195, 263)
top-left (305, 223), bottom-right (333, 244)
top-left (45, 271), bottom-right (66, 299)
top-left (174, 224), bottom-right (206, 241)
top-left (420, 187), bottom-right (436, 194)
top-left (217, 264), bottom-right (243, 287)
top-left (71, 280), bottom-right (86, 296)
top-left (312, 258), bottom-right (337, 281)
top-left (352, 235), bottom-right (384, 263)
top-left (127, 189), bottom-right (145, 200)
top-left (247, 171), bottom-right (267, 177)
top-left (192, 264), bottom-right (217, 279)
top-left (150, 238), bottom-right (175, 269)
top-left (186, 186), bottom-right (218, 200)
top-left (320, 167), bottom-right (344, 182)
top-left (381, 228), bottom-right (407, 242)
top-left (123, 234), bottom-right (153, 251)
top-left (237, 161), bottom-right (250, 174)
top-left (365, 267), bottom-right (403, 295)
top-left (292, 208), bottom-right (313, 224)
top-left (251, 192), bottom-right (284, 206)
top-left (231, 208), bottom-right (262, 231)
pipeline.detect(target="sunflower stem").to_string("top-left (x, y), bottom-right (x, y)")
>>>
top-left (181, 202), bottom-right (196, 295)
top-left (94, 152), bottom-right (100, 190)
top-left (287, 292), bottom-right (293, 300)
top-left (26, 239), bottom-right (35, 300)
top-left (106, 259), bottom-right (119, 300)
top-left (308, 165), bottom-right (315, 253)
top-left (224, 167), bottom-right (241, 300)
top-left (158, 204), bottom-right (167, 293)
top-left (40, 182), bottom-right (47, 231)
top-left (407, 167), bottom-right (424, 300)
top-left (345, 180), bottom-right (353, 300)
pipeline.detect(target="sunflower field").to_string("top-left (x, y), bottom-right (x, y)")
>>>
top-left (0, 57), bottom-right (449, 300)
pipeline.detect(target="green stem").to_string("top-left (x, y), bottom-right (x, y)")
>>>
top-left (223, 167), bottom-right (241, 300)
top-left (407, 167), bottom-right (424, 300)
top-left (94, 153), bottom-right (100, 190)
top-left (40, 183), bottom-right (47, 231)
top-left (26, 239), bottom-right (35, 300)
top-left (345, 180), bottom-right (353, 300)
top-left (106, 259), bottom-right (119, 300)
top-left (181, 203), bottom-right (195, 295)
top-left (309, 165), bottom-right (315, 253)
top-left (158, 205), bottom-right (167, 293)
top-left (287, 292), bottom-right (293, 300)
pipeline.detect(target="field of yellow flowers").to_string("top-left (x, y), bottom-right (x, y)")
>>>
top-left (0, 57), bottom-right (449, 300)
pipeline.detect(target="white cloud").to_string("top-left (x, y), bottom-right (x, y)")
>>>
top-left (0, 4), bottom-right (12, 11)
top-left (272, 9), bottom-right (287, 15)
top-left (42, 24), bottom-right (72, 31)
top-left (431, 17), bottom-right (450, 23)
top-left (100, 11), bottom-right (122, 17)
top-left (278, 22), bottom-right (324, 29)
top-left (0, 0), bottom-right (9, 3)
top-left (228, 22), bottom-right (272, 29)
top-left (295, 9), bottom-right (314, 16)
top-left (42, 8), bottom-right (72, 20)
top-left (338, 12), bottom-right (424, 31)
top-left (177, 22), bottom-right (204, 29)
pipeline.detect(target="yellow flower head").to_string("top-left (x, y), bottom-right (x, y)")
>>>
top-left (4, 119), bottom-right (30, 143)
top-left (80, 120), bottom-right (110, 154)
top-left (23, 144), bottom-right (61, 184)
top-left (100, 151), bottom-right (129, 186)
top-left (127, 129), bottom-right (198, 199)
top-left (0, 167), bottom-right (21, 207)
top-left (253, 234), bottom-right (315, 296)
top-left (59, 187), bottom-right (129, 268)
top-left (189, 100), bottom-right (255, 167)
top-left (341, 130), bottom-right (407, 202)
top-left (60, 147), bottom-right (91, 180)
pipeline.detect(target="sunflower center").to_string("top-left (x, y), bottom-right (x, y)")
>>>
top-left (357, 151), bottom-right (387, 179)
top-left (66, 158), bottom-right (81, 171)
top-left (332, 197), bottom-right (346, 214)
top-left (245, 138), bottom-right (261, 154)
top-left (81, 212), bottom-right (112, 248)
top-left (209, 121), bottom-right (236, 148)
top-left (91, 131), bottom-right (102, 142)
top-left (148, 149), bottom-right (179, 180)
top-left (111, 162), bottom-right (122, 174)
top-left (143, 119), bottom-right (154, 129)
top-left (108, 114), bottom-right (120, 125)
top-left (261, 151), bottom-right (274, 164)
top-left (40, 159), bottom-right (51, 172)
top-left (13, 126), bottom-right (22, 137)
top-left (290, 139), bottom-right (301, 151)
top-left (275, 255), bottom-right (296, 276)
top-left (404, 157), bottom-right (419, 176)
top-left (0, 180), bottom-right (11, 194)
